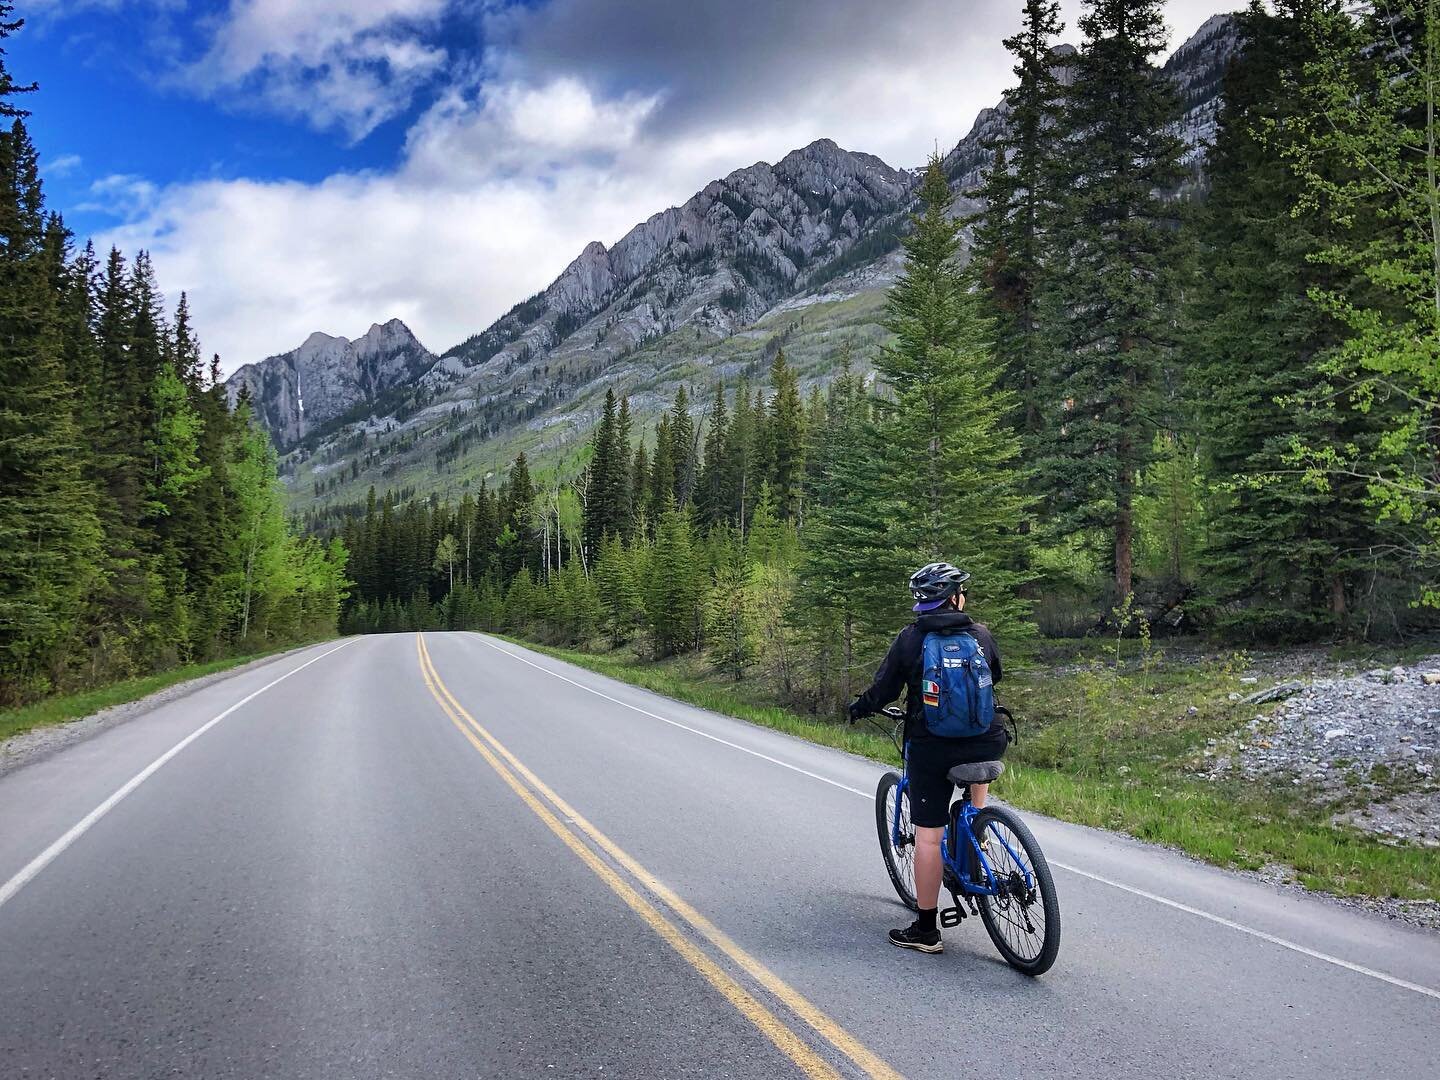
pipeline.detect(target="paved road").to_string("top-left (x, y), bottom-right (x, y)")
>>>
top-left (1, 632), bottom-right (1436, 1079)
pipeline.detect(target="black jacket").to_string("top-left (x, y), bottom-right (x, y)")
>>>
top-left (853, 611), bottom-right (1004, 741)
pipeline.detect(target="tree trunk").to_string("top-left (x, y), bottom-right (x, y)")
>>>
top-left (1114, 495), bottom-right (1134, 601)
top-left (1330, 574), bottom-right (1347, 618)
top-left (241, 509), bottom-right (261, 641)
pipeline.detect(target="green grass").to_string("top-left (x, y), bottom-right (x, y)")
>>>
top-left (503, 635), bottom-right (1440, 904)
top-left (0, 643), bottom-right (325, 744)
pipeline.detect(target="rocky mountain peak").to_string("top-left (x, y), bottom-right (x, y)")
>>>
top-left (226, 318), bottom-right (434, 451)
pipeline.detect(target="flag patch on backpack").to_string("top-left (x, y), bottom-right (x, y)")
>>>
top-left (920, 632), bottom-right (995, 738)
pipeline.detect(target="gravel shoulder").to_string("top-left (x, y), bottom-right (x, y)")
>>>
top-left (0, 644), bottom-right (322, 781)
top-left (1200, 656), bottom-right (1440, 848)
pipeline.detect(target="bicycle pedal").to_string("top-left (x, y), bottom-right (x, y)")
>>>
top-left (939, 906), bottom-right (965, 928)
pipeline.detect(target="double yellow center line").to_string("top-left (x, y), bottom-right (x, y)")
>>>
top-left (416, 633), bottom-right (903, 1080)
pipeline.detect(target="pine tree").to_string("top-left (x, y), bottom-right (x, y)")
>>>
top-left (594, 532), bottom-right (645, 644)
top-left (1036, 0), bottom-right (1185, 602)
top-left (747, 384), bottom-right (772, 525)
top-left (1185, 0), bottom-right (1389, 638)
top-left (795, 353), bottom-right (889, 710)
top-left (645, 507), bottom-right (702, 656)
top-left (766, 348), bottom-right (805, 521)
top-left (669, 386), bottom-right (697, 507)
top-left (0, 3), bottom-right (35, 118)
top-left (874, 157), bottom-right (1033, 631)
top-left (615, 395), bottom-right (635, 539)
top-left (694, 382), bottom-right (731, 530)
top-left (972, 0), bottom-right (1066, 446)
top-left (557, 558), bottom-right (603, 643)
top-left (725, 379), bottom-right (756, 532)
top-left (705, 527), bottom-right (757, 680)
top-left (94, 246), bottom-right (144, 533)
top-left (630, 440), bottom-right (650, 539)
top-left (502, 452), bottom-right (537, 576)
top-left (583, 388), bottom-right (620, 560)
top-left (647, 417), bottom-right (675, 526)
top-left (0, 118), bottom-right (101, 698)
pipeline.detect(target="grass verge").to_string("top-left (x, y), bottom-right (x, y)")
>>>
top-left (503, 636), bottom-right (1439, 904)
top-left (0, 642), bottom-right (326, 744)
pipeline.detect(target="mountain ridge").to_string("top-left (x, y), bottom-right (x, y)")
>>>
top-left (231, 12), bottom-right (1243, 507)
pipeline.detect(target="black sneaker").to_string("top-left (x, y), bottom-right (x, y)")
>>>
top-left (888, 919), bottom-right (943, 953)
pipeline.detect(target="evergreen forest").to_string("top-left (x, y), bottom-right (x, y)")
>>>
top-left (6, 1), bottom-right (1440, 714)
top-left (326, 0), bottom-right (1440, 717)
top-left (0, 4), bottom-right (347, 705)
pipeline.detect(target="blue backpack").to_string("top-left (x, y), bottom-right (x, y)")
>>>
top-left (920, 631), bottom-right (995, 738)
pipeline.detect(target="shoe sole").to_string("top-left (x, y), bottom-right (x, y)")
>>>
top-left (889, 937), bottom-right (943, 953)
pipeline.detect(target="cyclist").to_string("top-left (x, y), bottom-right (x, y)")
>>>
top-left (849, 562), bottom-right (1008, 953)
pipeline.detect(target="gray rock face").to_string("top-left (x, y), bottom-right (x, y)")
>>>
top-left (226, 319), bottom-right (433, 449)
top-left (444, 137), bottom-right (914, 377)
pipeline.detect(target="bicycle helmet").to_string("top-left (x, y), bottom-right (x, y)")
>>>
top-left (909, 562), bottom-right (971, 612)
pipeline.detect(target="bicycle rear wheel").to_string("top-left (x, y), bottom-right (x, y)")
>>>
top-left (874, 771), bottom-right (918, 911)
top-left (971, 805), bottom-right (1060, 975)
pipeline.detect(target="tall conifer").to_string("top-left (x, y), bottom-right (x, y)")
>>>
top-left (973, 0), bottom-right (1065, 446)
top-left (1036, 0), bottom-right (1184, 601)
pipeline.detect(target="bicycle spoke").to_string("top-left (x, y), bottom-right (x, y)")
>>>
top-left (980, 818), bottom-right (1046, 959)
top-left (889, 795), bottom-right (916, 893)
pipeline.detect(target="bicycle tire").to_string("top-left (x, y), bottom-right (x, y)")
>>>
top-left (874, 771), bottom-right (918, 911)
top-left (971, 805), bottom-right (1060, 975)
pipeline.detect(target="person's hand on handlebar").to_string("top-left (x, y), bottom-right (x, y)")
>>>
top-left (847, 699), bottom-right (867, 724)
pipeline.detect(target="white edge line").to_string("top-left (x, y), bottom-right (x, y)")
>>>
top-left (467, 633), bottom-right (1440, 1005)
top-left (0, 639), bottom-right (355, 911)
top-left (1049, 861), bottom-right (1440, 1002)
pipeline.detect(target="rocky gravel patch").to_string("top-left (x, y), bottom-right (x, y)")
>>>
top-left (1200, 658), bottom-right (1440, 846)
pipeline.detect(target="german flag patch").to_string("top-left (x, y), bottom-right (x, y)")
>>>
top-left (922, 679), bottom-right (941, 708)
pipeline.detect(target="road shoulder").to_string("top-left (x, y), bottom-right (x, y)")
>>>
top-left (0, 642), bottom-right (332, 780)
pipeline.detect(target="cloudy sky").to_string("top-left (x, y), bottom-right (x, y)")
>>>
top-left (18, 0), bottom-right (1232, 375)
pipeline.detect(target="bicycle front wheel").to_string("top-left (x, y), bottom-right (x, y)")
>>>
top-left (874, 771), bottom-right (918, 911)
top-left (972, 805), bottom-right (1060, 975)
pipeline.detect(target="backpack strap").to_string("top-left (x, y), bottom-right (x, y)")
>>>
top-left (995, 704), bottom-right (1018, 745)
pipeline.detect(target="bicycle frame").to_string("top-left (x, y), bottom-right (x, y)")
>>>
top-left (889, 747), bottom-right (1034, 898)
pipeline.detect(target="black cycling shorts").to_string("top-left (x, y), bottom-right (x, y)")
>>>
top-left (906, 729), bottom-right (1009, 828)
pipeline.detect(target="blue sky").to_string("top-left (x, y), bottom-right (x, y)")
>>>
top-left (17, 0), bottom-right (477, 235)
top-left (12, 0), bottom-right (1231, 374)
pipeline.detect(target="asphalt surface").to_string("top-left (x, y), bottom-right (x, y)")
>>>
top-left (0, 632), bottom-right (1436, 1079)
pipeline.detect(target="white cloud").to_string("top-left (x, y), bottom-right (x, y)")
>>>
top-left (93, 0), bottom-right (1239, 375)
top-left (184, 0), bottom-right (452, 140)
top-left (79, 173), bottom-right (159, 217)
top-left (96, 163), bottom-right (689, 372)
top-left (404, 75), bottom-right (662, 181)
top-left (44, 153), bottom-right (84, 177)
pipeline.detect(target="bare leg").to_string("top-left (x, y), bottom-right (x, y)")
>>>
top-left (970, 783), bottom-right (988, 810)
top-left (914, 826), bottom-right (944, 911)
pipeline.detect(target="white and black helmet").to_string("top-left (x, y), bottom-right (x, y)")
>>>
top-left (909, 562), bottom-right (971, 612)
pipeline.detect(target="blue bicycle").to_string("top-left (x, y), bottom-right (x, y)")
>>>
top-left (871, 705), bottom-right (1060, 975)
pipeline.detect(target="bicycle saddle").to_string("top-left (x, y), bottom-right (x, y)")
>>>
top-left (948, 761), bottom-right (1004, 785)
